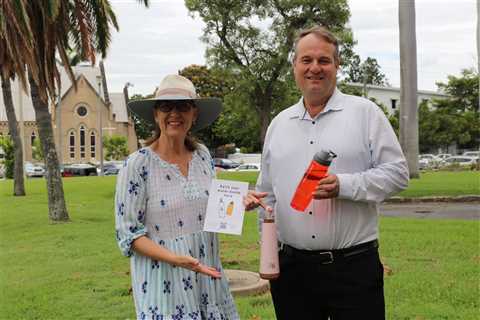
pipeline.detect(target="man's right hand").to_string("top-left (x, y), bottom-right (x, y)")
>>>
top-left (243, 191), bottom-right (273, 212)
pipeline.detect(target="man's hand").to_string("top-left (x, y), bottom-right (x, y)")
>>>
top-left (313, 174), bottom-right (339, 199)
top-left (243, 191), bottom-right (273, 212)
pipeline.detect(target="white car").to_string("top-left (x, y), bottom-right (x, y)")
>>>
top-left (462, 151), bottom-right (480, 158)
top-left (418, 154), bottom-right (440, 169)
top-left (437, 153), bottom-right (452, 161)
top-left (230, 163), bottom-right (261, 172)
top-left (25, 162), bottom-right (45, 178)
top-left (442, 156), bottom-right (478, 167)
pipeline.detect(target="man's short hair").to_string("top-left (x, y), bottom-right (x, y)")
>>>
top-left (292, 25), bottom-right (340, 64)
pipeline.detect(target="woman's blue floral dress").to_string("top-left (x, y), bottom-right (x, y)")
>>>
top-left (115, 145), bottom-right (239, 320)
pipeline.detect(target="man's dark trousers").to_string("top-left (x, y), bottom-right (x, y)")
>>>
top-left (269, 240), bottom-right (385, 320)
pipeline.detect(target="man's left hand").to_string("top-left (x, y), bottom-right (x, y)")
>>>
top-left (313, 174), bottom-right (339, 199)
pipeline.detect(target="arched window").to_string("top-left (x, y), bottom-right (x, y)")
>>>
top-left (79, 125), bottom-right (86, 158)
top-left (69, 131), bottom-right (75, 159)
top-left (90, 131), bottom-right (96, 158)
top-left (31, 132), bottom-right (36, 147)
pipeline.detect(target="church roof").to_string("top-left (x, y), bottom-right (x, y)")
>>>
top-left (0, 64), bottom-right (128, 122)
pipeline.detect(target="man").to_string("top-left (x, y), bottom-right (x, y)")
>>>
top-left (254, 26), bottom-right (409, 319)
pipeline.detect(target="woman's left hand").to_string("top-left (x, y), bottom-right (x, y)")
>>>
top-left (243, 191), bottom-right (272, 212)
top-left (174, 255), bottom-right (221, 278)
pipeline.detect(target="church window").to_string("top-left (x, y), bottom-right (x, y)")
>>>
top-left (31, 132), bottom-right (36, 147)
top-left (76, 105), bottom-right (88, 117)
top-left (69, 131), bottom-right (75, 159)
top-left (90, 131), bottom-right (96, 158)
top-left (80, 126), bottom-right (86, 158)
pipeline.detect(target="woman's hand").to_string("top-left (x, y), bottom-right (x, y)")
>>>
top-left (173, 255), bottom-right (221, 278)
top-left (243, 191), bottom-right (273, 212)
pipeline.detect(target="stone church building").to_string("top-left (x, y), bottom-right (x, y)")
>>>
top-left (0, 64), bottom-right (138, 164)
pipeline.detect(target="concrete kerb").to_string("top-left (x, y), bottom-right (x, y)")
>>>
top-left (384, 195), bottom-right (480, 203)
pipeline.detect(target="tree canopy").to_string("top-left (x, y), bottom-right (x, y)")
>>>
top-left (185, 0), bottom-right (353, 146)
top-left (419, 69), bottom-right (480, 152)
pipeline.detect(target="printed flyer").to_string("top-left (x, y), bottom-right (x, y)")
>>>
top-left (203, 179), bottom-right (249, 235)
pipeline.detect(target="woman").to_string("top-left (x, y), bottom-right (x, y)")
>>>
top-left (115, 75), bottom-right (239, 319)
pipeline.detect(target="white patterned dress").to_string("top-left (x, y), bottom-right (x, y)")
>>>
top-left (115, 145), bottom-right (239, 320)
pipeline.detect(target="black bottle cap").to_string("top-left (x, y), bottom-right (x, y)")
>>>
top-left (313, 150), bottom-right (337, 166)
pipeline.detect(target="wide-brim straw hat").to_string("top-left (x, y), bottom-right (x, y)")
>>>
top-left (127, 74), bottom-right (222, 132)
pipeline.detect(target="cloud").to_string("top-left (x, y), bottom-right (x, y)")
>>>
top-left (104, 0), bottom-right (477, 94)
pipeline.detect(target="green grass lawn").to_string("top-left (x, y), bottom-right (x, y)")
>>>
top-left (218, 170), bottom-right (480, 197)
top-left (0, 174), bottom-right (478, 319)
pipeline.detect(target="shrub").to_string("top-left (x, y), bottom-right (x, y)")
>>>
top-left (0, 136), bottom-right (14, 179)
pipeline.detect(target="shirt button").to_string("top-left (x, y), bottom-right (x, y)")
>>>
top-left (310, 141), bottom-right (314, 144)
top-left (312, 235), bottom-right (316, 239)
top-left (309, 211), bottom-right (313, 215)
top-left (312, 121), bottom-right (315, 125)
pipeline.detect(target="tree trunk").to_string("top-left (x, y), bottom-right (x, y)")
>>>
top-left (259, 108), bottom-right (270, 147)
top-left (477, 0), bottom-right (480, 113)
top-left (28, 72), bottom-right (69, 221)
top-left (1, 74), bottom-right (26, 196)
top-left (399, 0), bottom-right (419, 178)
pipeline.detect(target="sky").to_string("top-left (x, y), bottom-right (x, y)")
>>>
top-left (103, 0), bottom-right (477, 96)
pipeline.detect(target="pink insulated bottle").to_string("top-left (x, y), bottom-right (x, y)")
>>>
top-left (259, 210), bottom-right (279, 280)
top-left (290, 150), bottom-right (337, 212)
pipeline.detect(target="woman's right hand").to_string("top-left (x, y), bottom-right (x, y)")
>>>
top-left (174, 255), bottom-right (221, 278)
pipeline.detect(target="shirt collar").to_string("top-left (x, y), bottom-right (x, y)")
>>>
top-left (289, 88), bottom-right (344, 120)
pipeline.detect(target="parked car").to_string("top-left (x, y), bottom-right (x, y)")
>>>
top-left (441, 156), bottom-right (478, 167)
top-left (418, 154), bottom-right (441, 169)
top-left (213, 158), bottom-right (240, 170)
top-left (230, 163), bottom-right (261, 172)
top-left (103, 161), bottom-right (123, 175)
top-left (25, 162), bottom-right (45, 178)
top-left (436, 153), bottom-right (452, 161)
top-left (462, 151), bottom-right (480, 158)
top-left (62, 163), bottom-right (98, 177)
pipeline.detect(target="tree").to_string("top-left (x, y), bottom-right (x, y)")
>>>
top-left (0, 74), bottom-right (25, 195)
top-left (435, 69), bottom-right (479, 113)
top-left (477, 0), bottom-right (480, 82)
top-left (130, 93), bottom-right (154, 141)
top-left (179, 64), bottom-right (233, 149)
top-left (398, 0), bottom-right (419, 178)
top-left (0, 0), bottom-right (149, 221)
top-left (185, 0), bottom-right (353, 146)
top-left (422, 69), bottom-right (480, 151)
top-left (32, 138), bottom-right (44, 161)
top-left (342, 54), bottom-right (389, 87)
top-left (103, 135), bottom-right (129, 160)
top-left (0, 4), bottom-right (27, 196)
top-left (0, 136), bottom-right (14, 179)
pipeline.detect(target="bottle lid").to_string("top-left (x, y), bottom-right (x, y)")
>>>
top-left (313, 150), bottom-right (337, 166)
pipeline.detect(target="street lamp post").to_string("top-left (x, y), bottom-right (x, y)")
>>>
top-left (96, 76), bottom-right (104, 176)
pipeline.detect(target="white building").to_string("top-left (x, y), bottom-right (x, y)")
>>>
top-left (347, 82), bottom-right (449, 115)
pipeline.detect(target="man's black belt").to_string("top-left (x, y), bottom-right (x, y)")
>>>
top-left (279, 239), bottom-right (379, 264)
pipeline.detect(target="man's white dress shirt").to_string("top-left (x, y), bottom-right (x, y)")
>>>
top-left (256, 88), bottom-right (409, 250)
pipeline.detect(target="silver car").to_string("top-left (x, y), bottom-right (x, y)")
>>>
top-left (25, 162), bottom-right (45, 178)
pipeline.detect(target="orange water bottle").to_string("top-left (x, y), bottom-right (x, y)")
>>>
top-left (290, 150), bottom-right (337, 212)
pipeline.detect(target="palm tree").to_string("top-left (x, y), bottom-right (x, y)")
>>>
top-left (1, 0), bottom-right (149, 221)
top-left (398, 0), bottom-right (419, 178)
top-left (477, 0), bottom-right (479, 110)
top-left (0, 73), bottom-right (26, 196)
top-left (0, 2), bottom-right (32, 196)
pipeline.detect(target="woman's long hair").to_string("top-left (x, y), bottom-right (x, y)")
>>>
top-left (144, 107), bottom-right (199, 151)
